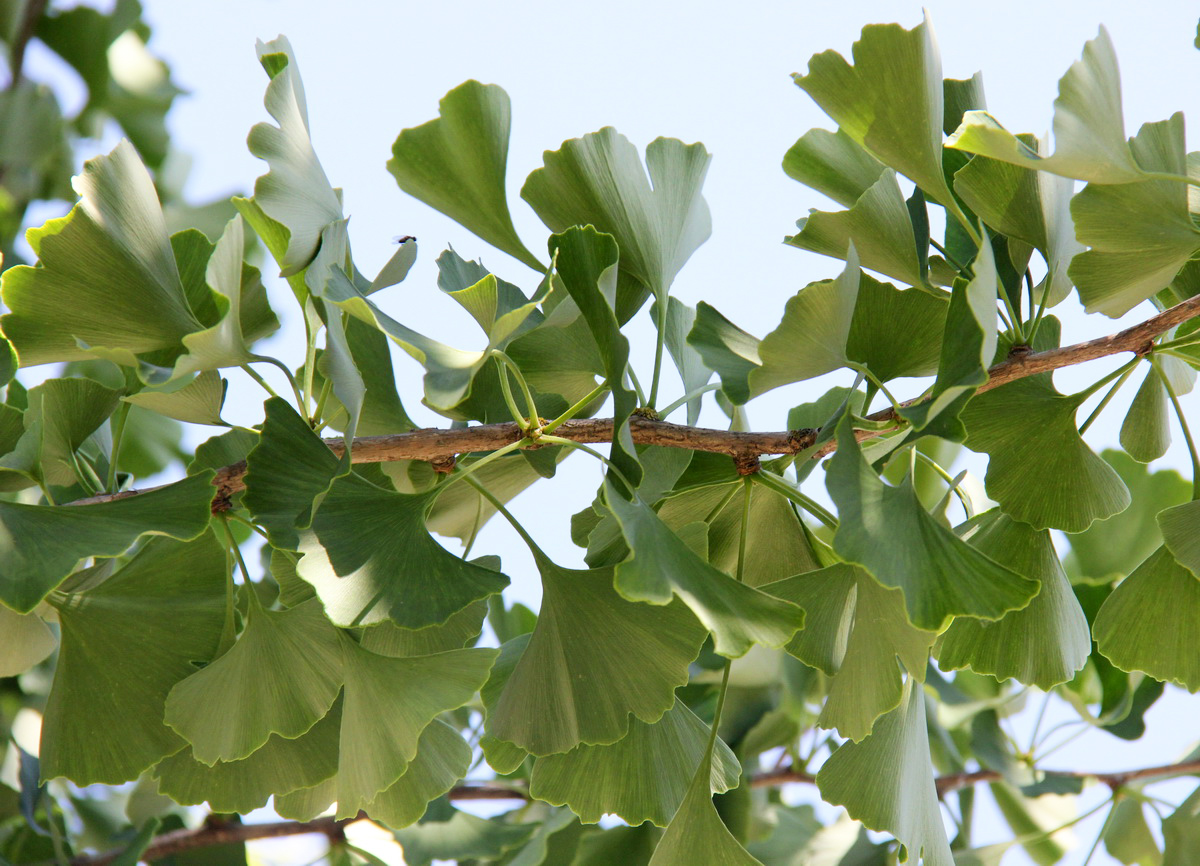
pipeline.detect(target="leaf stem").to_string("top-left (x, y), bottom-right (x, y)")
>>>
top-left (106, 401), bottom-right (131, 493)
top-left (302, 302), bottom-right (318, 414)
top-left (626, 364), bottom-right (647, 406)
top-left (851, 364), bottom-right (902, 416)
top-left (491, 350), bottom-right (540, 424)
top-left (436, 439), bottom-right (529, 493)
top-left (929, 237), bottom-right (973, 277)
top-left (1077, 362), bottom-right (1138, 435)
top-left (311, 378), bottom-right (333, 432)
top-left (660, 382), bottom-right (721, 420)
top-left (1158, 362), bottom-right (1200, 500)
top-left (463, 474), bottom-right (546, 561)
top-left (911, 448), bottom-right (972, 518)
top-left (493, 355), bottom-right (528, 426)
top-left (537, 434), bottom-right (637, 493)
top-left (542, 381), bottom-right (609, 434)
top-left (752, 470), bottom-right (838, 530)
top-left (648, 296), bottom-right (670, 409)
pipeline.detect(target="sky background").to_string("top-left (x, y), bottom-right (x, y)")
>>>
top-left (21, 1), bottom-right (1200, 863)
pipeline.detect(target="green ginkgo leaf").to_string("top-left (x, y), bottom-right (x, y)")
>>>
top-left (687, 302), bottom-right (761, 405)
top-left (163, 598), bottom-right (344, 764)
top-left (765, 564), bottom-right (935, 741)
top-left (785, 171), bottom-right (925, 287)
top-left (360, 599), bottom-right (487, 657)
top-left (0, 140), bottom-right (202, 366)
top-left (1159, 499), bottom-right (1200, 577)
top-left (0, 471), bottom-right (216, 613)
top-left (389, 809), bottom-right (537, 866)
top-left (962, 376), bottom-right (1131, 532)
top-left (365, 719), bottom-right (471, 829)
top-left (529, 700), bottom-right (741, 827)
top-left (246, 37), bottom-right (343, 276)
top-left (657, 298), bottom-right (713, 426)
top-left (946, 28), bottom-right (1146, 184)
top-left (1120, 363), bottom-right (1172, 463)
top-left (522, 128), bottom-right (711, 302)
top-left (795, 14), bottom-right (968, 232)
top-left (783, 127), bottom-right (886, 208)
top-left (336, 639), bottom-right (497, 814)
top-left (606, 483), bottom-right (805, 658)
top-left (1094, 546), bottom-right (1200, 691)
top-left (478, 633), bottom-right (533, 774)
top-left (296, 472), bottom-right (509, 628)
top-left (41, 533), bottom-right (228, 785)
top-left (816, 677), bottom-right (953, 866)
top-left (486, 549), bottom-right (705, 755)
top-left (154, 698), bottom-right (342, 814)
top-left (752, 248), bottom-right (860, 395)
top-left (646, 757), bottom-right (762, 866)
top-left (936, 511), bottom-right (1090, 689)
top-left (844, 276), bottom-right (947, 382)
top-left (826, 420), bottom-right (1038, 631)
top-left (0, 605), bottom-right (56, 677)
top-left (952, 134), bottom-right (1080, 307)
top-left (435, 248), bottom-right (546, 346)
top-left (388, 80), bottom-right (541, 271)
top-left (123, 370), bottom-right (228, 427)
top-left (1069, 114), bottom-right (1200, 317)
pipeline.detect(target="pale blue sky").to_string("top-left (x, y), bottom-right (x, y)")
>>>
top-left (27, 2), bottom-right (1200, 863)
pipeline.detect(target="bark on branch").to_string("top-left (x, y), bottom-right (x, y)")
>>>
top-left (63, 290), bottom-right (1200, 512)
top-left (66, 757), bottom-right (1200, 865)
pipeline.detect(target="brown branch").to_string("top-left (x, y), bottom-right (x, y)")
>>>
top-left (66, 757), bottom-right (1200, 865)
top-left (63, 291), bottom-right (1200, 513)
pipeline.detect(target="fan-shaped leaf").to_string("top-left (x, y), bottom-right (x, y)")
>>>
top-left (365, 720), bottom-right (472, 829)
top-left (0, 605), bottom-right (56, 677)
top-left (647, 759), bottom-right (762, 866)
top-left (1120, 363), bottom-right (1172, 463)
top-left (1159, 499), bottom-right (1200, 577)
top-left (123, 370), bottom-right (228, 427)
top-left (783, 128), bottom-right (886, 208)
top-left (390, 809), bottom-right (536, 866)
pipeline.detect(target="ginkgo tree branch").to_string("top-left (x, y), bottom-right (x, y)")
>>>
top-left (64, 757), bottom-right (1200, 866)
top-left (65, 291), bottom-right (1200, 511)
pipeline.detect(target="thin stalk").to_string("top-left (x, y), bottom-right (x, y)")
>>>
top-left (240, 362), bottom-right (282, 402)
top-left (1000, 287), bottom-right (1022, 333)
top-left (704, 484), bottom-right (742, 525)
top-left (704, 484), bottom-right (750, 765)
top-left (302, 302), bottom-right (318, 414)
top-left (1153, 333), bottom-right (1200, 352)
top-left (1143, 170), bottom-right (1200, 188)
top-left (461, 495), bottom-right (484, 561)
top-left (45, 798), bottom-right (69, 866)
top-left (311, 378), bottom-right (333, 431)
top-left (1159, 362), bottom-right (1200, 500)
top-left (1080, 802), bottom-right (1117, 866)
top-left (1077, 362), bottom-right (1138, 435)
top-left (996, 305), bottom-right (1014, 333)
top-left (71, 451), bottom-right (103, 496)
top-left (626, 364), bottom-right (648, 406)
top-left (737, 479), bottom-right (752, 583)
top-left (493, 355), bottom-right (528, 426)
top-left (852, 364), bottom-right (902, 416)
top-left (946, 201), bottom-right (983, 248)
top-left (1027, 692), bottom-right (1053, 755)
top-left (435, 439), bottom-right (529, 494)
top-left (752, 470), bottom-right (838, 530)
top-left (660, 382), bottom-right (721, 420)
top-left (648, 296), bottom-right (670, 409)
top-left (464, 475), bottom-right (546, 560)
top-left (1023, 269), bottom-right (1054, 345)
top-left (537, 434), bottom-right (637, 493)
top-left (492, 350), bottom-right (540, 424)
top-left (542, 381), bottom-right (609, 434)
top-left (1073, 356), bottom-right (1141, 403)
top-left (929, 237), bottom-right (973, 277)
top-left (225, 512), bottom-right (270, 541)
top-left (106, 401), bottom-right (131, 492)
top-left (251, 355), bottom-right (309, 419)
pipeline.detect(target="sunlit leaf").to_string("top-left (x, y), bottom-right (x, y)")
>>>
top-left (366, 720), bottom-right (471, 829)
top-left (647, 758), bottom-right (762, 866)
top-left (487, 548), bottom-right (705, 755)
top-left (246, 36), bottom-right (342, 276)
top-left (687, 302), bottom-right (761, 405)
top-left (1094, 546), bottom-right (1200, 691)
top-left (783, 128), bottom-right (885, 208)
top-left (947, 28), bottom-right (1146, 184)
top-left (962, 377), bottom-right (1131, 532)
top-left (123, 370), bottom-right (228, 426)
top-left (766, 563), bottom-right (935, 740)
top-left (1104, 798), bottom-right (1161, 866)
top-left (164, 599), bottom-right (343, 764)
top-left (1, 140), bottom-right (202, 366)
top-left (522, 128), bottom-right (711, 301)
top-left (529, 700), bottom-right (739, 827)
top-left (817, 677), bottom-right (952, 866)
top-left (827, 420), bottom-right (1037, 631)
top-left (607, 483), bottom-right (805, 658)
top-left (0, 605), bottom-right (56, 677)
top-left (1120, 363), bottom-right (1171, 463)
top-left (388, 80), bottom-right (541, 271)
top-left (0, 472), bottom-right (216, 613)
top-left (41, 533), bottom-right (227, 784)
top-left (936, 511), bottom-right (1090, 689)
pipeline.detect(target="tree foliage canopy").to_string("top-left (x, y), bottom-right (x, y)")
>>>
top-left (2, 4), bottom-right (1200, 865)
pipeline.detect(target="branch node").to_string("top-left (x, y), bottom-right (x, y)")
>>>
top-left (632, 406), bottom-right (660, 421)
top-left (430, 455), bottom-right (457, 474)
top-left (734, 453), bottom-right (761, 476)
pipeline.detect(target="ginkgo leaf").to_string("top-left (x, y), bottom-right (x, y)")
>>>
top-left (752, 248), bottom-right (860, 395)
top-left (336, 639), bottom-right (497, 814)
top-left (687, 302), bottom-right (761, 405)
top-left (522, 128), bottom-right (711, 301)
top-left (946, 28), bottom-right (1146, 184)
top-left (0, 605), bottom-right (56, 677)
top-left (952, 134), bottom-right (1080, 307)
top-left (0, 472), bottom-right (216, 613)
top-left (606, 483), bottom-right (805, 658)
top-left (1069, 114), bottom-right (1200, 317)
top-left (1120, 363), bottom-right (1172, 463)
top-left (1094, 546), bottom-right (1200, 691)
top-left (786, 171), bottom-right (925, 287)
top-left (163, 598), bottom-right (344, 764)
top-left (936, 511), bottom-right (1090, 689)
top-left (844, 276), bottom-right (947, 382)
top-left (388, 80), bottom-right (541, 271)
top-left (246, 37), bottom-right (343, 276)
top-left (646, 758), bottom-right (762, 866)
top-left (123, 370), bottom-right (228, 426)
top-left (365, 719), bottom-right (471, 829)
top-left (487, 548), bottom-right (705, 755)
top-left (154, 698), bottom-right (342, 813)
top-left (817, 677), bottom-right (953, 866)
top-left (962, 376), bottom-right (1131, 532)
top-left (296, 471), bottom-right (509, 628)
top-left (390, 809), bottom-right (536, 866)
top-left (435, 248), bottom-right (546, 346)
top-left (826, 419), bottom-right (1038, 631)
top-left (478, 633), bottom-right (533, 774)
top-left (765, 564), bottom-right (935, 741)
top-left (783, 128), bottom-right (886, 208)
top-left (360, 599), bottom-right (487, 657)
top-left (529, 700), bottom-right (741, 827)
top-left (0, 140), bottom-right (202, 366)
top-left (657, 298), bottom-right (713, 426)
top-left (1159, 499), bottom-right (1200, 577)
top-left (41, 533), bottom-right (228, 785)
top-left (795, 14), bottom-right (967, 230)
